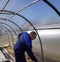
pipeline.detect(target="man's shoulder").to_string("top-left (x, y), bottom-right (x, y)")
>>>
top-left (23, 32), bottom-right (28, 35)
top-left (18, 32), bottom-right (28, 38)
top-left (18, 32), bottom-right (23, 38)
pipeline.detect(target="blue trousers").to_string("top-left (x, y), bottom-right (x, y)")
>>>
top-left (15, 53), bottom-right (26, 62)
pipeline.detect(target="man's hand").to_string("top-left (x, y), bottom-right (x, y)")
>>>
top-left (33, 59), bottom-right (40, 62)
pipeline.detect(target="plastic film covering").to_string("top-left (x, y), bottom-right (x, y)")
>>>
top-left (0, 0), bottom-right (60, 62)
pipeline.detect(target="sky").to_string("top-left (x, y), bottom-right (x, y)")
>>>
top-left (0, 0), bottom-right (60, 28)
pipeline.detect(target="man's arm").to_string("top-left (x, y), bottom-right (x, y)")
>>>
top-left (26, 46), bottom-right (38, 62)
top-left (23, 32), bottom-right (38, 62)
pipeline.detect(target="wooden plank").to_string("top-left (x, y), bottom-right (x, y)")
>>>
top-left (0, 50), bottom-right (7, 61)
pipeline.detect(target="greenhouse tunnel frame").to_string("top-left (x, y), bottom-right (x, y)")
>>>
top-left (0, 18), bottom-right (23, 32)
top-left (0, 22), bottom-right (17, 36)
top-left (0, 18), bottom-right (23, 47)
top-left (0, 25), bottom-right (14, 46)
top-left (0, 27), bottom-right (10, 47)
top-left (0, 21), bottom-right (21, 47)
top-left (0, 10), bottom-right (44, 62)
top-left (0, 0), bottom-right (60, 62)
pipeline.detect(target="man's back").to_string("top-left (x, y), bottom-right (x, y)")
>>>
top-left (14, 32), bottom-right (32, 53)
top-left (14, 32), bottom-right (38, 62)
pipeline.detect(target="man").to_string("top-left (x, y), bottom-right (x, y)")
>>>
top-left (14, 31), bottom-right (38, 62)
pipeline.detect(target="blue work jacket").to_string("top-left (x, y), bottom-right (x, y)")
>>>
top-left (14, 32), bottom-right (37, 62)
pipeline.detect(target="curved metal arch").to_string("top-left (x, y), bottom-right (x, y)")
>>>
top-left (43, 0), bottom-right (60, 16)
top-left (2, 0), bottom-right (10, 10)
top-left (0, 10), bottom-right (44, 62)
top-left (0, 25), bottom-right (14, 46)
top-left (0, 18), bottom-right (23, 32)
top-left (0, 22), bottom-right (17, 36)
top-left (0, 27), bottom-right (10, 46)
top-left (0, 10), bottom-right (41, 33)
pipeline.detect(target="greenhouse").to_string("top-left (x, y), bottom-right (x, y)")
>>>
top-left (0, 0), bottom-right (60, 62)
